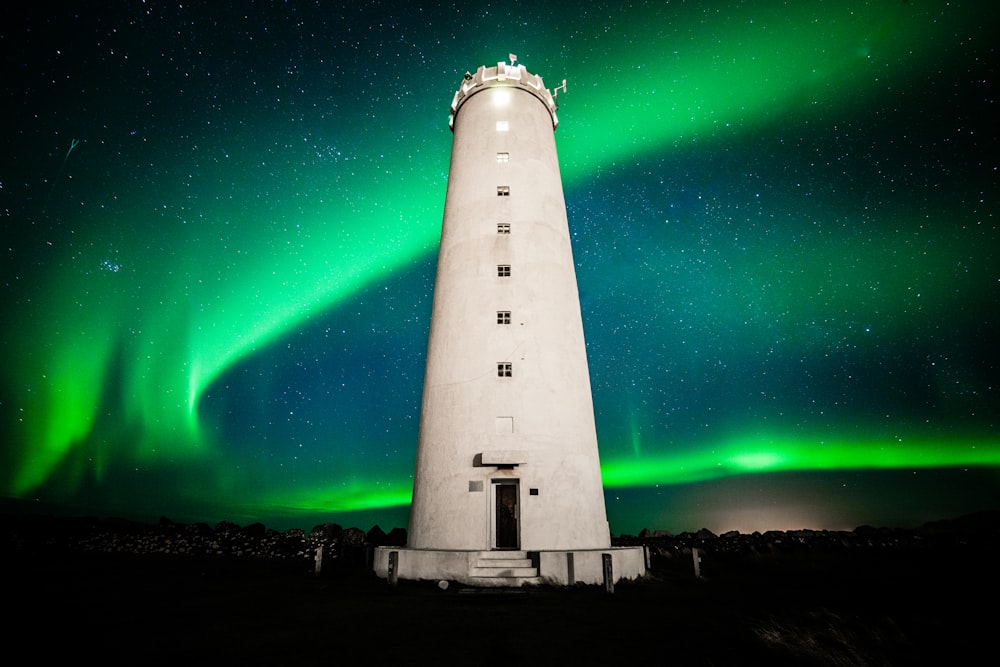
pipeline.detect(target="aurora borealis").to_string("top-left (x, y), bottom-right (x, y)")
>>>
top-left (2, 1), bottom-right (997, 534)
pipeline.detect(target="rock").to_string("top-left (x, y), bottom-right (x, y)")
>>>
top-left (310, 523), bottom-right (343, 542)
top-left (384, 527), bottom-right (407, 546)
top-left (366, 525), bottom-right (387, 545)
top-left (214, 520), bottom-right (240, 535)
top-left (243, 522), bottom-right (267, 539)
top-left (341, 527), bottom-right (366, 547)
top-left (337, 527), bottom-right (370, 569)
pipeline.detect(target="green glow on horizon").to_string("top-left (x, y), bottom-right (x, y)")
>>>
top-left (258, 481), bottom-right (415, 515)
top-left (201, 432), bottom-right (1000, 518)
top-left (162, 460), bottom-right (417, 521)
top-left (600, 434), bottom-right (1000, 489)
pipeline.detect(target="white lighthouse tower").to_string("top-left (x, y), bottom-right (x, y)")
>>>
top-left (374, 58), bottom-right (645, 586)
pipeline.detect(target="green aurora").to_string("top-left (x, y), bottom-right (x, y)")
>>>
top-left (2, 1), bottom-right (997, 532)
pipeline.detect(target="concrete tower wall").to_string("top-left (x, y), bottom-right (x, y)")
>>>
top-left (408, 63), bottom-right (611, 551)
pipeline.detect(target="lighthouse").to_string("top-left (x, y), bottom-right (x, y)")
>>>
top-left (374, 58), bottom-right (645, 586)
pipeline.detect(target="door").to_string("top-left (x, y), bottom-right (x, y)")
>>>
top-left (493, 480), bottom-right (519, 549)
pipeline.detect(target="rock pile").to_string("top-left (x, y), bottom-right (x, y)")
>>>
top-left (614, 510), bottom-right (1000, 572)
top-left (4, 510), bottom-right (997, 576)
top-left (1, 513), bottom-right (406, 573)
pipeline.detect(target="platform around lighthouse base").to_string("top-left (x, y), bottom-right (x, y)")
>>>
top-left (373, 546), bottom-right (647, 588)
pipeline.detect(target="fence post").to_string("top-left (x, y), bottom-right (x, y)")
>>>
top-left (314, 544), bottom-right (324, 575)
top-left (602, 553), bottom-right (614, 594)
top-left (388, 550), bottom-right (399, 587)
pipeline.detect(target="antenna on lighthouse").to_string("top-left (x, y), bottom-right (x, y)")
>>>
top-left (552, 78), bottom-right (567, 107)
top-left (509, 53), bottom-right (517, 65)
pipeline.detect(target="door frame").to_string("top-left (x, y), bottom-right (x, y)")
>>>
top-left (490, 478), bottom-right (520, 550)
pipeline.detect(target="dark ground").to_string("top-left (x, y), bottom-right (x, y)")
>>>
top-left (5, 515), bottom-right (997, 665)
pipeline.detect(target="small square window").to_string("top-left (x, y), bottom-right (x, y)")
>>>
top-left (497, 362), bottom-right (512, 377)
top-left (497, 152), bottom-right (510, 163)
top-left (497, 186), bottom-right (510, 196)
top-left (496, 120), bottom-right (509, 132)
top-left (497, 310), bottom-right (511, 324)
top-left (497, 264), bottom-right (510, 277)
top-left (497, 223), bottom-right (511, 234)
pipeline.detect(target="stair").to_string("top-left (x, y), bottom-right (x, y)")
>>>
top-left (469, 550), bottom-right (539, 581)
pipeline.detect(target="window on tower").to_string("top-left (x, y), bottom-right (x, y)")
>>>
top-left (497, 152), bottom-right (510, 163)
top-left (497, 186), bottom-right (510, 196)
top-left (495, 416), bottom-right (514, 434)
top-left (496, 120), bottom-right (509, 132)
top-left (497, 264), bottom-right (510, 277)
top-left (497, 222), bottom-right (511, 234)
top-left (497, 310), bottom-right (511, 324)
top-left (497, 362), bottom-right (512, 377)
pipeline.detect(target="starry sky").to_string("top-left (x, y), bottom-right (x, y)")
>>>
top-left (2, 1), bottom-right (998, 535)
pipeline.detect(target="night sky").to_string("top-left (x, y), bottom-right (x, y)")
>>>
top-left (2, 1), bottom-right (998, 535)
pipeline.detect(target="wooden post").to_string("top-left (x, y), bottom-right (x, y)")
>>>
top-left (388, 550), bottom-right (399, 587)
top-left (602, 553), bottom-right (614, 594)
top-left (314, 544), bottom-right (324, 575)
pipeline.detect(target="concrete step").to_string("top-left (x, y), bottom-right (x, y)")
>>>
top-left (476, 550), bottom-right (529, 560)
top-left (470, 550), bottom-right (538, 579)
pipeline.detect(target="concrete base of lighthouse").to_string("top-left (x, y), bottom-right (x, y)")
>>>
top-left (373, 546), bottom-right (647, 588)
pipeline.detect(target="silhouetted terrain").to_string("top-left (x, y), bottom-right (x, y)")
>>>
top-left (4, 511), bottom-right (997, 665)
